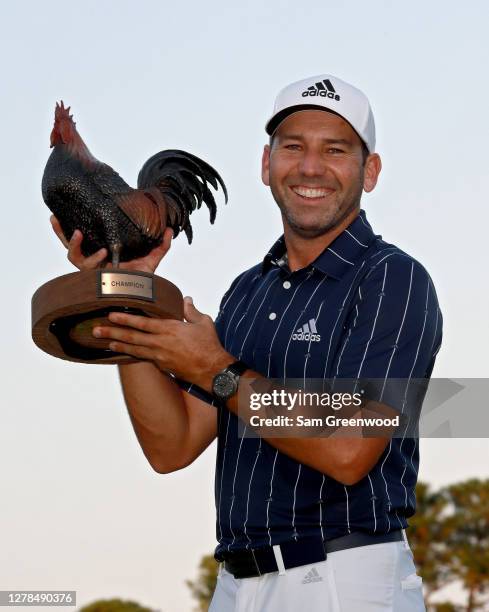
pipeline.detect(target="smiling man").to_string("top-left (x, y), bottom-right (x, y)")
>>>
top-left (53, 74), bottom-right (442, 611)
top-left (263, 111), bottom-right (376, 241)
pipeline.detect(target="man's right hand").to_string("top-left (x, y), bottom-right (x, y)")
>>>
top-left (50, 215), bottom-right (173, 274)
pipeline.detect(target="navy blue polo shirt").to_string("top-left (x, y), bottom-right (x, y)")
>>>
top-left (186, 209), bottom-right (442, 556)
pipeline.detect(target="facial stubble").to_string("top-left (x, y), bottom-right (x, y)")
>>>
top-left (271, 172), bottom-right (365, 239)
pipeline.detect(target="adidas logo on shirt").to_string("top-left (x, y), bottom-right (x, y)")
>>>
top-left (292, 319), bottom-right (321, 342)
top-left (301, 567), bottom-right (323, 584)
top-left (301, 78), bottom-right (340, 101)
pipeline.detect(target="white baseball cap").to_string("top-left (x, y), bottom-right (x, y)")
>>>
top-left (265, 74), bottom-right (376, 153)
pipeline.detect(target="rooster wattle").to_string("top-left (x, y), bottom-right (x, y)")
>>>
top-left (42, 101), bottom-right (227, 267)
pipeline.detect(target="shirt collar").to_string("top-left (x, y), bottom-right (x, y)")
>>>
top-left (262, 209), bottom-right (379, 279)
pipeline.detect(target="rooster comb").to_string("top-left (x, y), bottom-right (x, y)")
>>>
top-left (54, 100), bottom-right (74, 123)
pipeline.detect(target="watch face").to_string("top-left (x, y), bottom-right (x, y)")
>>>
top-left (213, 372), bottom-right (236, 400)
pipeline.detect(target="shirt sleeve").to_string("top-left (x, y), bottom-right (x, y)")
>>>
top-left (329, 254), bottom-right (443, 417)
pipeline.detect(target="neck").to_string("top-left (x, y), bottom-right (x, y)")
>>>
top-left (68, 131), bottom-right (95, 159)
top-left (284, 207), bottom-right (360, 272)
top-left (60, 130), bottom-right (98, 170)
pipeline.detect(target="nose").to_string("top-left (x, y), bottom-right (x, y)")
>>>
top-left (298, 149), bottom-right (326, 177)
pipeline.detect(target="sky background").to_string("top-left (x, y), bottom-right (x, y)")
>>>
top-left (1, 0), bottom-right (488, 610)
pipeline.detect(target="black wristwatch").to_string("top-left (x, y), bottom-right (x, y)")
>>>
top-left (212, 360), bottom-right (249, 402)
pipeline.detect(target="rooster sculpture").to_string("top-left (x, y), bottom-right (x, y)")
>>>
top-left (42, 102), bottom-right (227, 267)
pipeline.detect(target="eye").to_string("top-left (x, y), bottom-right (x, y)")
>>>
top-left (327, 147), bottom-right (344, 154)
top-left (284, 143), bottom-right (302, 151)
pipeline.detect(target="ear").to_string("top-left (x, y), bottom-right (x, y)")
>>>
top-left (363, 153), bottom-right (382, 193)
top-left (261, 144), bottom-right (271, 186)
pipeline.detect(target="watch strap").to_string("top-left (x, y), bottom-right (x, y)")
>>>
top-left (225, 360), bottom-right (249, 377)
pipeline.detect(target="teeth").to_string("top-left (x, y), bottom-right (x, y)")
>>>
top-left (292, 186), bottom-right (330, 198)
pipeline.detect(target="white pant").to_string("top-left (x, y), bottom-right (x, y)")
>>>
top-left (209, 540), bottom-right (425, 612)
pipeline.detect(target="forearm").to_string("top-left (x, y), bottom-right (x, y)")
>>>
top-left (97, 306), bottom-right (388, 483)
top-left (117, 361), bottom-right (190, 472)
top-left (198, 366), bottom-right (389, 485)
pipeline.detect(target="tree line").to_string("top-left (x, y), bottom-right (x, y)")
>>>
top-left (78, 478), bottom-right (489, 612)
top-left (186, 479), bottom-right (489, 612)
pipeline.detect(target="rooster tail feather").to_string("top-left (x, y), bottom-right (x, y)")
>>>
top-left (137, 149), bottom-right (227, 244)
top-left (184, 222), bottom-right (193, 244)
top-left (201, 183), bottom-right (217, 223)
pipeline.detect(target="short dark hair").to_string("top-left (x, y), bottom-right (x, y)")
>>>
top-left (360, 142), bottom-right (369, 165)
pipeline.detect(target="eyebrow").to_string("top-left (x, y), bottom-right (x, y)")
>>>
top-left (279, 135), bottom-right (353, 146)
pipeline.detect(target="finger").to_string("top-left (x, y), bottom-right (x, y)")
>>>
top-left (106, 311), bottom-right (168, 333)
top-left (108, 341), bottom-right (154, 360)
top-left (93, 324), bottom-right (160, 347)
top-left (148, 228), bottom-right (173, 265)
top-left (50, 215), bottom-right (69, 248)
top-left (162, 227), bottom-right (173, 253)
top-left (66, 229), bottom-right (84, 264)
top-left (81, 246), bottom-right (108, 269)
top-left (183, 296), bottom-right (207, 324)
top-left (66, 229), bottom-right (107, 270)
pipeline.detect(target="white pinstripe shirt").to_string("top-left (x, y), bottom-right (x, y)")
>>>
top-left (187, 210), bottom-right (442, 555)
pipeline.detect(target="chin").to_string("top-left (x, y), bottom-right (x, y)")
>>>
top-left (286, 219), bottom-right (337, 239)
top-left (285, 198), bottom-right (361, 237)
top-left (284, 210), bottom-right (339, 237)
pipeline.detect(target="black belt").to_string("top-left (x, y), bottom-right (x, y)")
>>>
top-left (219, 530), bottom-right (403, 579)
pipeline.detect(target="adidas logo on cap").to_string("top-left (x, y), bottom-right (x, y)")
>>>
top-left (302, 78), bottom-right (340, 101)
top-left (292, 319), bottom-right (321, 342)
top-left (301, 567), bottom-right (323, 584)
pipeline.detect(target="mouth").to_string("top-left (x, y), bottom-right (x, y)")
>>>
top-left (290, 185), bottom-right (334, 200)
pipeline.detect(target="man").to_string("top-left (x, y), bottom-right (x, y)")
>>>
top-left (52, 74), bottom-right (442, 611)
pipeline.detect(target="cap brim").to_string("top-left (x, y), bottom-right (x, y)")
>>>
top-left (265, 104), bottom-right (346, 135)
top-left (265, 104), bottom-right (371, 153)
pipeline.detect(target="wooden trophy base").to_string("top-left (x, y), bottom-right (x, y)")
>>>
top-left (31, 269), bottom-right (183, 364)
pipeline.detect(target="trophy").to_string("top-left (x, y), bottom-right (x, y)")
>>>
top-left (32, 102), bottom-right (227, 364)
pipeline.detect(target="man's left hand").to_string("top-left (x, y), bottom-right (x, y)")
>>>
top-left (93, 297), bottom-right (232, 390)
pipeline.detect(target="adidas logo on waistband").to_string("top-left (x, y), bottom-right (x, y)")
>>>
top-left (301, 566), bottom-right (323, 584)
top-left (302, 78), bottom-right (340, 101)
top-left (292, 319), bottom-right (321, 342)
